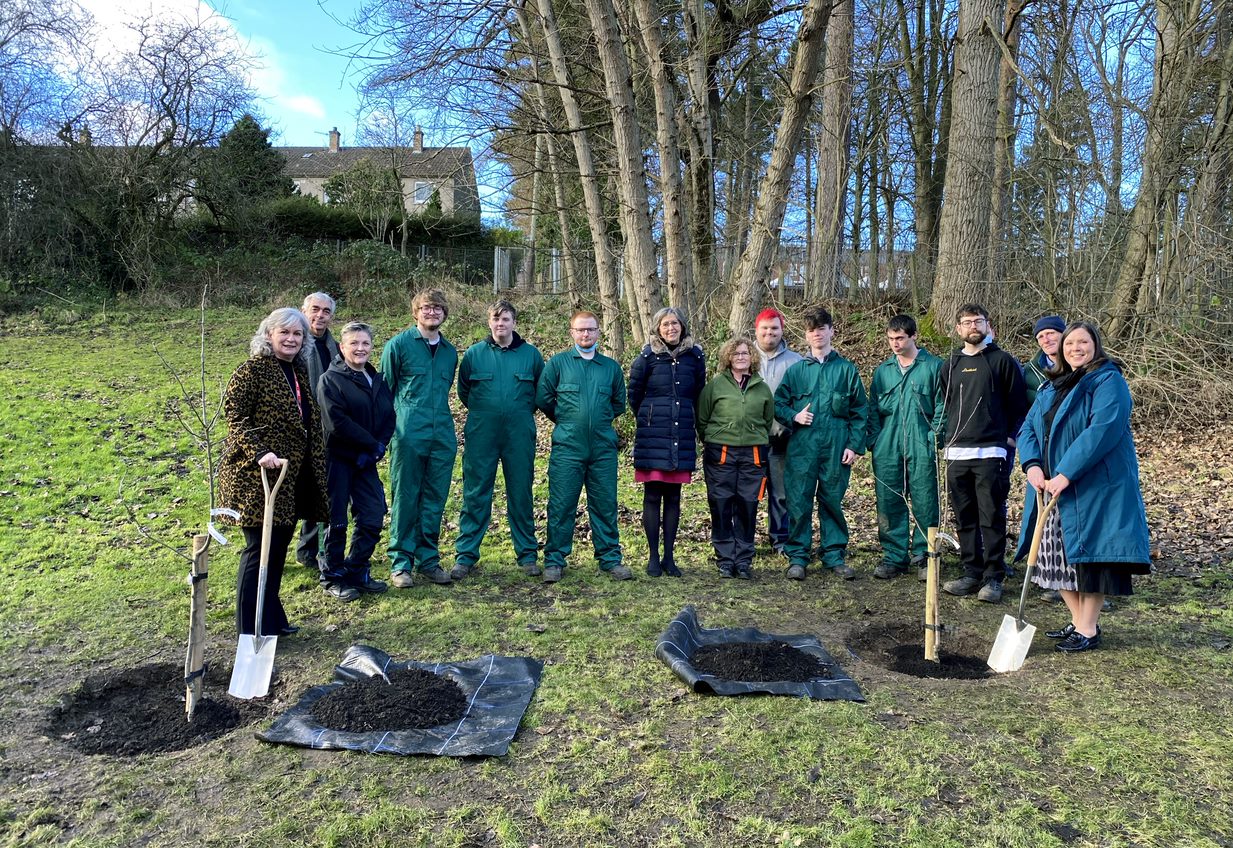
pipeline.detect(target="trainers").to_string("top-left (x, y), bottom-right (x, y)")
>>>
top-left (918, 566), bottom-right (930, 582)
top-left (521, 563), bottom-right (543, 577)
top-left (718, 564), bottom-right (736, 578)
top-left (449, 563), bottom-right (473, 581)
top-left (828, 564), bottom-right (857, 580)
top-left (390, 570), bottom-right (414, 589)
top-left (324, 582), bottom-right (360, 602)
top-left (421, 566), bottom-right (453, 585)
top-left (608, 565), bottom-right (634, 581)
top-left (786, 565), bottom-right (806, 581)
top-left (943, 576), bottom-right (981, 596)
top-left (355, 576), bottom-right (388, 594)
top-left (542, 566), bottom-right (563, 583)
top-left (1040, 589), bottom-right (1062, 603)
top-left (977, 579), bottom-right (1004, 603)
top-left (873, 562), bottom-right (907, 579)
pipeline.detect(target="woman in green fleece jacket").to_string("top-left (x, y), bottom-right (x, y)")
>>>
top-left (695, 336), bottom-right (775, 578)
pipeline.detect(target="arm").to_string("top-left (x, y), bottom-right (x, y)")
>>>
top-left (317, 374), bottom-right (379, 454)
top-left (846, 366), bottom-right (869, 455)
top-left (379, 336), bottom-right (400, 397)
top-left (535, 357), bottom-right (558, 422)
top-left (627, 353), bottom-right (648, 412)
top-left (222, 361), bottom-right (273, 463)
top-left (1002, 352), bottom-right (1029, 442)
top-left (1017, 395), bottom-right (1044, 470)
top-left (760, 385), bottom-right (776, 440)
top-left (773, 370), bottom-right (799, 430)
top-left (866, 366), bottom-right (883, 447)
top-left (695, 380), bottom-right (714, 443)
top-left (1052, 373), bottom-right (1133, 483)
top-left (457, 347), bottom-right (474, 409)
top-left (611, 360), bottom-right (627, 418)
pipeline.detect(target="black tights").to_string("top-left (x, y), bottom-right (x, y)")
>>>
top-left (642, 481), bottom-right (682, 568)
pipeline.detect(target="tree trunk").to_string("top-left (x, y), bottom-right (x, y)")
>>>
top-left (810, 0), bottom-right (854, 299)
top-left (986, 0), bottom-right (1026, 283)
top-left (930, 0), bottom-right (1004, 325)
top-left (727, 0), bottom-right (833, 334)
top-left (535, 0), bottom-right (624, 355)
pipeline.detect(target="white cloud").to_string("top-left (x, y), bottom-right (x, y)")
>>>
top-left (284, 95), bottom-right (327, 120)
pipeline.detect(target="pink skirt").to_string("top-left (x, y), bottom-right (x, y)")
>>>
top-left (635, 468), bottom-right (692, 485)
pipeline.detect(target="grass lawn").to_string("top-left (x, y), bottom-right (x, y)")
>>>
top-left (1, 301), bottom-right (1231, 848)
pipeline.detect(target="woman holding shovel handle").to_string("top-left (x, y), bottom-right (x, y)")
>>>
top-left (1014, 321), bottom-right (1151, 653)
top-left (218, 307), bottom-right (330, 638)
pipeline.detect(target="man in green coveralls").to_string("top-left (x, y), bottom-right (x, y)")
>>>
top-left (774, 305), bottom-right (868, 580)
top-left (535, 311), bottom-right (631, 583)
top-left (381, 288), bottom-right (458, 587)
top-left (867, 314), bottom-right (945, 579)
top-left (451, 300), bottom-right (544, 581)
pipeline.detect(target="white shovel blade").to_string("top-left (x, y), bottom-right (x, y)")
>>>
top-left (228, 634), bottom-right (278, 699)
top-left (987, 615), bottom-right (1036, 673)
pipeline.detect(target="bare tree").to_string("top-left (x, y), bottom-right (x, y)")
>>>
top-left (810, 0), bottom-right (855, 299)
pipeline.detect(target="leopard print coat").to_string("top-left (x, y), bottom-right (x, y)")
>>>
top-left (217, 355), bottom-right (330, 527)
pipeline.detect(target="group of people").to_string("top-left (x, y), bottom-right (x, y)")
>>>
top-left (216, 291), bottom-right (1150, 654)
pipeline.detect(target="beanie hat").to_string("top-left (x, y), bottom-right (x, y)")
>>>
top-left (1033, 315), bottom-right (1066, 336)
top-left (755, 308), bottom-right (786, 327)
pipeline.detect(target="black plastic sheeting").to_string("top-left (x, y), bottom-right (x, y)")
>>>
top-left (655, 606), bottom-right (864, 701)
top-left (257, 646), bottom-right (543, 757)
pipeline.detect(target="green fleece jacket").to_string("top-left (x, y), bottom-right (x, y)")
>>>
top-left (696, 371), bottom-right (775, 446)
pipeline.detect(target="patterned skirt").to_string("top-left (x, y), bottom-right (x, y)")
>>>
top-left (1031, 506), bottom-right (1077, 591)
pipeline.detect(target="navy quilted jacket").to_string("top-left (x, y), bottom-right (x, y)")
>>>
top-left (628, 337), bottom-right (706, 471)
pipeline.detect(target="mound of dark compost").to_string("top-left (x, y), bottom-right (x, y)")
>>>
top-left (656, 606), bottom-right (863, 700)
top-left (47, 661), bottom-right (269, 756)
top-left (848, 622), bottom-right (991, 680)
top-left (310, 667), bottom-right (467, 732)
top-left (691, 641), bottom-right (832, 683)
top-left (258, 645), bottom-right (543, 757)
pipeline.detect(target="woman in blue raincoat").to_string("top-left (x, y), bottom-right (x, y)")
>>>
top-left (1016, 322), bottom-right (1151, 653)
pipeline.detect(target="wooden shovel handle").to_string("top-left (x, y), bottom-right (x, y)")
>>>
top-left (1026, 492), bottom-right (1061, 568)
top-left (261, 459), bottom-right (290, 506)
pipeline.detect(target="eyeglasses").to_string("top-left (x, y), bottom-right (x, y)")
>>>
top-left (571, 326), bottom-right (599, 333)
top-left (957, 318), bottom-right (986, 328)
top-left (732, 351), bottom-right (751, 357)
top-left (419, 305), bottom-right (444, 314)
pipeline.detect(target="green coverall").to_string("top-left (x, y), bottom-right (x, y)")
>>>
top-left (773, 352), bottom-right (868, 569)
top-left (454, 333), bottom-right (544, 569)
top-left (536, 349), bottom-right (627, 571)
top-left (380, 327), bottom-right (458, 574)
top-left (867, 349), bottom-right (944, 569)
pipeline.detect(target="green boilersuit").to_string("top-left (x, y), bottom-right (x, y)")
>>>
top-left (380, 327), bottom-right (458, 574)
top-left (454, 333), bottom-right (544, 569)
top-left (867, 349), bottom-right (944, 568)
top-left (773, 351), bottom-right (868, 569)
top-left (536, 348), bottom-right (627, 571)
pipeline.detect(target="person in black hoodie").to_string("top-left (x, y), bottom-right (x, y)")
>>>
top-left (939, 303), bottom-right (1028, 603)
top-left (316, 321), bottom-right (397, 600)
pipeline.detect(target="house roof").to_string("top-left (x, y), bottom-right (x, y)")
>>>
top-left (275, 145), bottom-right (474, 180)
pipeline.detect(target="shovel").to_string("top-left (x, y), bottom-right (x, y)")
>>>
top-left (228, 459), bottom-right (289, 699)
top-left (987, 492), bottom-right (1060, 673)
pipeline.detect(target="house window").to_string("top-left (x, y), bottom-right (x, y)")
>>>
top-left (414, 181), bottom-right (432, 204)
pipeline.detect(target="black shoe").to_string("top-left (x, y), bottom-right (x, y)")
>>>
top-left (873, 562), bottom-right (907, 579)
top-left (355, 576), bottom-right (388, 594)
top-left (646, 560), bottom-right (663, 577)
top-left (324, 583), bottom-right (359, 602)
top-left (663, 560), bottom-right (682, 577)
top-left (279, 624), bottom-right (300, 636)
top-left (1056, 630), bottom-right (1101, 652)
top-left (944, 576), bottom-right (981, 596)
top-left (1045, 623), bottom-right (1076, 639)
top-left (718, 565), bottom-right (735, 578)
top-left (421, 566), bottom-right (453, 585)
top-left (736, 567), bottom-right (752, 580)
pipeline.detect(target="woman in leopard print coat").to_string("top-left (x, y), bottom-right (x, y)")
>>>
top-left (218, 308), bottom-right (329, 636)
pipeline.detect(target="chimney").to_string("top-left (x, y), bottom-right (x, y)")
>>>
top-left (413, 126), bottom-right (423, 154)
top-left (328, 127), bottom-right (340, 152)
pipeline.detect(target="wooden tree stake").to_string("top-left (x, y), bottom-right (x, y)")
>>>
top-left (925, 527), bottom-right (941, 662)
top-left (185, 533), bottom-right (209, 720)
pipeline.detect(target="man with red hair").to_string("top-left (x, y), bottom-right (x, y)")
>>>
top-left (753, 307), bottom-right (801, 555)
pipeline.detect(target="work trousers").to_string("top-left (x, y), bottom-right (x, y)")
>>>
top-left (946, 457), bottom-right (1009, 582)
top-left (321, 458), bottom-right (387, 585)
top-left (704, 443), bottom-right (767, 573)
top-left (543, 447), bottom-right (622, 570)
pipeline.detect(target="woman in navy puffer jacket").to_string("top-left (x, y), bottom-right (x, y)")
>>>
top-left (628, 307), bottom-right (706, 576)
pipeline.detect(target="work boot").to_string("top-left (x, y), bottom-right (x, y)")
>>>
top-left (324, 582), bottom-right (360, 602)
top-left (608, 565), bottom-right (634, 581)
top-left (521, 562), bottom-right (543, 577)
top-left (390, 570), bottom-right (414, 589)
top-left (736, 565), bottom-right (753, 580)
top-left (718, 563), bottom-right (736, 578)
top-left (873, 562), bottom-right (907, 579)
top-left (449, 562), bottom-right (473, 581)
top-left (786, 565), bottom-right (806, 581)
top-left (1040, 589), bottom-right (1062, 603)
top-left (421, 566), bottom-right (453, 585)
top-left (913, 555), bottom-right (929, 582)
top-left (977, 579), bottom-right (1004, 603)
top-left (542, 566), bottom-right (563, 583)
top-left (828, 564), bottom-right (857, 580)
top-left (943, 575), bottom-right (981, 596)
top-left (354, 576), bottom-right (388, 594)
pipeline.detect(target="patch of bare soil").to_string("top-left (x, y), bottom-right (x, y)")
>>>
top-left (690, 641), bottom-right (832, 682)
top-left (848, 622), bottom-right (990, 680)
top-left (309, 667), bottom-right (467, 732)
top-left (46, 662), bottom-right (272, 756)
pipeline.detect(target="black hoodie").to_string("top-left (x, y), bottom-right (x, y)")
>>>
top-left (939, 343), bottom-right (1028, 450)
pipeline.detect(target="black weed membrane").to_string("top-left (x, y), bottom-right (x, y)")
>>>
top-left (257, 646), bottom-right (543, 756)
top-left (655, 606), bottom-right (864, 701)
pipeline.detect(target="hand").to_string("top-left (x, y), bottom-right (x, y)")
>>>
top-left (1044, 473), bottom-right (1070, 497)
top-left (1026, 466), bottom-right (1046, 493)
top-left (794, 403), bottom-right (813, 426)
top-left (257, 452), bottom-right (282, 469)
top-left (841, 449), bottom-right (858, 465)
top-left (1007, 437), bottom-right (1017, 449)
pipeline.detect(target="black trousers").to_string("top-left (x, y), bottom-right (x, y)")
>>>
top-left (236, 524), bottom-right (294, 636)
top-left (704, 443), bottom-right (768, 572)
top-left (946, 457), bottom-right (1009, 582)
top-left (321, 458), bottom-right (388, 584)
